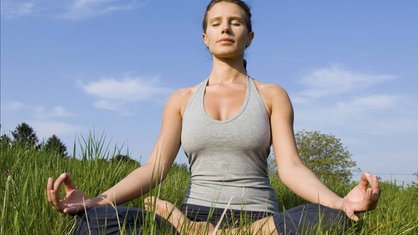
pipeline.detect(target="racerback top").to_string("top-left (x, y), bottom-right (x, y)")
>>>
top-left (181, 76), bottom-right (279, 214)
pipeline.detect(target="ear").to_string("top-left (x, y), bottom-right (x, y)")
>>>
top-left (202, 33), bottom-right (209, 47)
top-left (246, 31), bottom-right (254, 47)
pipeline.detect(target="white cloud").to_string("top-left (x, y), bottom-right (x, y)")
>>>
top-left (31, 120), bottom-right (80, 141)
top-left (3, 101), bottom-right (27, 110)
top-left (63, 0), bottom-right (142, 20)
top-left (3, 101), bottom-right (72, 118)
top-left (295, 64), bottom-right (396, 102)
top-left (290, 66), bottom-right (418, 184)
top-left (1, 0), bottom-right (145, 20)
top-left (32, 105), bottom-right (74, 119)
top-left (1, 101), bottom-right (81, 144)
top-left (335, 95), bottom-right (399, 114)
top-left (1, 1), bottom-right (35, 18)
top-left (292, 65), bottom-right (418, 136)
top-left (80, 75), bottom-right (173, 114)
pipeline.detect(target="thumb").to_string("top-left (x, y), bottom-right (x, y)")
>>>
top-left (344, 206), bottom-right (359, 222)
top-left (63, 204), bottom-right (84, 215)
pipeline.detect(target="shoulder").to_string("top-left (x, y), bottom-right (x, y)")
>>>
top-left (253, 79), bottom-right (292, 115)
top-left (166, 84), bottom-right (200, 116)
top-left (254, 80), bottom-right (288, 99)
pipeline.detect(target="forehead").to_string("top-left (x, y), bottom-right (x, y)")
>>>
top-left (206, 2), bottom-right (246, 20)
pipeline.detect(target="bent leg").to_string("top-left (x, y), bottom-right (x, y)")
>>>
top-left (73, 206), bottom-right (177, 235)
top-left (144, 196), bottom-right (213, 234)
top-left (273, 204), bottom-right (350, 234)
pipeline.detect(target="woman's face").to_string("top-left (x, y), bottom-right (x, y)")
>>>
top-left (203, 2), bottom-right (254, 60)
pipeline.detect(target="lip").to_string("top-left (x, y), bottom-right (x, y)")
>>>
top-left (217, 38), bottom-right (235, 44)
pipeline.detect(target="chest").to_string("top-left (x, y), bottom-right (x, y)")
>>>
top-left (203, 84), bottom-right (246, 121)
top-left (181, 80), bottom-right (271, 157)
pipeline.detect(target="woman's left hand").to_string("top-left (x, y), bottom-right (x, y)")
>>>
top-left (341, 172), bottom-right (380, 221)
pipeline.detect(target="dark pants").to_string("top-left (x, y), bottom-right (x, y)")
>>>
top-left (273, 204), bottom-right (351, 234)
top-left (73, 204), bottom-right (350, 234)
top-left (73, 206), bottom-right (177, 235)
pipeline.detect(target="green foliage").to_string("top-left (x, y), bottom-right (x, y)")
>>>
top-left (2, 122), bottom-right (71, 159)
top-left (43, 134), bottom-right (68, 157)
top-left (77, 129), bottom-right (126, 160)
top-left (0, 134), bottom-right (12, 149)
top-left (295, 130), bottom-right (359, 185)
top-left (111, 154), bottom-right (139, 164)
top-left (1, 131), bottom-right (417, 234)
top-left (11, 122), bottom-right (39, 149)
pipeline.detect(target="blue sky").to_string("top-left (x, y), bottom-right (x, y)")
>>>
top-left (2, 0), bottom-right (417, 184)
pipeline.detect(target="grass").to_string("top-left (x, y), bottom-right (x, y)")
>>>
top-left (1, 137), bottom-right (417, 234)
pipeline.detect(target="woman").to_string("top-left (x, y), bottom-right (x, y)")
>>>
top-left (47, 0), bottom-right (380, 234)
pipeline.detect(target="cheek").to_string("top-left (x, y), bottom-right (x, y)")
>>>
top-left (204, 34), bottom-right (216, 47)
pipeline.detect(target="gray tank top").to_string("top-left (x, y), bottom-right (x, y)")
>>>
top-left (181, 76), bottom-right (279, 214)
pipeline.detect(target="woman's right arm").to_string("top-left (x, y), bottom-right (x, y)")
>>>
top-left (47, 89), bottom-right (189, 214)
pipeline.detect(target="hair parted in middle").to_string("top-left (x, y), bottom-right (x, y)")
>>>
top-left (202, 0), bottom-right (253, 33)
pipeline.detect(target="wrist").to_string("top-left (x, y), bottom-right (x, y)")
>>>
top-left (92, 195), bottom-right (109, 207)
top-left (333, 197), bottom-right (345, 211)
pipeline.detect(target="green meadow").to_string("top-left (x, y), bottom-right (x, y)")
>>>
top-left (1, 138), bottom-right (417, 234)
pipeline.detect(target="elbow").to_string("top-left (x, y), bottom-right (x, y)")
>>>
top-left (277, 159), bottom-right (305, 184)
top-left (142, 161), bottom-right (170, 185)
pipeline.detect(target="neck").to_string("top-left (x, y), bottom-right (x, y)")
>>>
top-left (208, 57), bottom-right (247, 85)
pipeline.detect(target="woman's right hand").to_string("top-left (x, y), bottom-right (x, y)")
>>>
top-left (47, 173), bottom-right (97, 215)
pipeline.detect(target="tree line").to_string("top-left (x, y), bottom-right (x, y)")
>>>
top-left (1, 122), bottom-right (361, 185)
top-left (1, 122), bottom-right (68, 157)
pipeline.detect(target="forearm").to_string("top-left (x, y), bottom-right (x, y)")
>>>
top-left (94, 163), bottom-right (165, 206)
top-left (279, 163), bottom-right (344, 210)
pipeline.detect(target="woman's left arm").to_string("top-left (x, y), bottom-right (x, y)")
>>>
top-left (264, 84), bottom-right (380, 221)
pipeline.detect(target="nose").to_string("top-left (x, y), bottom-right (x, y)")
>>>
top-left (221, 22), bottom-right (231, 34)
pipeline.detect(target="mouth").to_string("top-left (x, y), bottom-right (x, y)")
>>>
top-left (217, 38), bottom-right (235, 44)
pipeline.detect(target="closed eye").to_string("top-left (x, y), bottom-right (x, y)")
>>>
top-left (231, 20), bottom-right (242, 26)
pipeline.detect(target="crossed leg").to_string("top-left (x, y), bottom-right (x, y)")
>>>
top-left (144, 196), bottom-right (213, 234)
top-left (144, 196), bottom-right (277, 235)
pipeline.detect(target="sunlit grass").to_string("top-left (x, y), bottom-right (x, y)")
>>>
top-left (1, 133), bottom-right (417, 234)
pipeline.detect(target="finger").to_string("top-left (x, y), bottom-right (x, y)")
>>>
top-left (358, 172), bottom-right (370, 190)
top-left (365, 174), bottom-right (380, 208)
top-left (146, 196), bottom-right (160, 212)
top-left (62, 173), bottom-right (77, 193)
top-left (361, 187), bottom-right (372, 203)
top-left (51, 173), bottom-right (71, 212)
top-left (49, 185), bottom-right (62, 211)
top-left (359, 188), bottom-right (375, 211)
top-left (144, 196), bottom-right (156, 210)
top-left (344, 208), bottom-right (358, 222)
top-left (366, 188), bottom-right (373, 201)
top-left (63, 201), bottom-right (84, 215)
top-left (47, 177), bottom-right (54, 191)
top-left (47, 177), bottom-right (62, 210)
top-left (63, 206), bottom-right (80, 215)
top-left (371, 183), bottom-right (380, 209)
top-left (53, 173), bottom-right (69, 193)
top-left (352, 214), bottom-right (359, 222)
top-left (47, 177), bottom-right (54, 203)
top-left (370, 175), bottom-right (380, 197)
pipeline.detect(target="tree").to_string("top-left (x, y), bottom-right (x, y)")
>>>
top-left (45, 135), bottom-right (68, 157)
top-left (0, 134), bottom-right (12, 149)
top-left (295, 130), bottom-right (359, 185)
top-left (111, 154), bottom-right (139, 164)
top-left (11, 122), bottom-right (39, 149)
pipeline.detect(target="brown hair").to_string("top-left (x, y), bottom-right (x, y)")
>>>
top-left (202, 0), bottom-right (253, 33)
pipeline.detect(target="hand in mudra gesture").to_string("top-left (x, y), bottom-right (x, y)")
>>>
top-left (341, 172), bottom-right (380, 221)
top-left (47, 173), bottom-right (97, 215)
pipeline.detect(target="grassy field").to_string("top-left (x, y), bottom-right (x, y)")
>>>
top-left (1, 140), bottom-right (417, 234)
